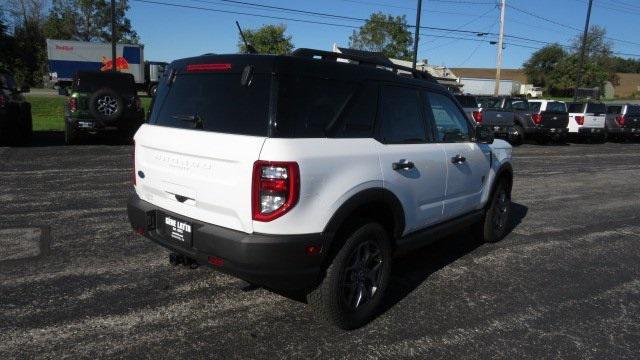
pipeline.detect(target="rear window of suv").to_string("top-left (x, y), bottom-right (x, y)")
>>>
top-left (73, 73), bottom-right (136, 94)
top-left (150, 72), bottom-right (271, 136)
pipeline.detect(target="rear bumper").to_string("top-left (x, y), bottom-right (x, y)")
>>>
top-left (534, 127), bottom-right (568, 137)
top-left (488, 125), bottom-right (514, 138)
top-left (574, 127), bottom-right (605, 136)
top-left (127, 194), bottom-right (329, 291)
top-left (609, 127), bottom-right (640, 136)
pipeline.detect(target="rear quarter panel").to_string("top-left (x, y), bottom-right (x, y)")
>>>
top-left (479, 139), bottom-right (513, 206)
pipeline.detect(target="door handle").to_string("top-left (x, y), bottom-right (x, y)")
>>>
top-left (392, 161), bottom-right (415, 171)
top-left (451, 154), bottom-right (466, 164)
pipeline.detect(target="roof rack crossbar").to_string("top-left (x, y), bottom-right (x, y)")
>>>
top-left (290, 48), bottom-right (436, 83)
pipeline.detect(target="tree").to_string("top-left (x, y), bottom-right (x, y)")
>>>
top-left (0, 10), bottom-right (16, 72)
top-left (237, 24), bottom-right (293, 55)
top-left (349, 12), bottom-right (413, 60)
top-left (523, 44), bottom-right (566, 87)
top-left (43, 0), bottom-right (139, 43)
top-left (612, 57), bottom-right (640, 73)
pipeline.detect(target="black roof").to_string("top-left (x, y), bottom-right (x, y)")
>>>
top-left (169, 49), bottom-right (443, 90)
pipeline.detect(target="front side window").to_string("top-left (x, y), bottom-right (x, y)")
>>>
top-left (379, 86), bottom-right (427, 144)
top-left (426, 92), bottom-right (471, 143)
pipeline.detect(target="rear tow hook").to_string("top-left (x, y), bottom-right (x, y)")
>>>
top-left (169, 253), bottom-right (199, 269)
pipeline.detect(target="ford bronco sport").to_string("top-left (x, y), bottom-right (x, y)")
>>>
top-left (0, 71), bottom-right (32, 146)
top-left (127, 49), bottom-right (514, 329)
top-left (63, 71), bottom-right (144, 144)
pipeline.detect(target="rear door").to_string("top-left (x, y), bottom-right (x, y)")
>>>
top-left (134, 60), bottom-right (272, 233)
top-left (424, 90), bottom-right (491, 220)
top-left (377, 85), bottom-right (446, 233)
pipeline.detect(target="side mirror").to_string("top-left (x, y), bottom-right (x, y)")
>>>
top-left (58, 87), bottom-right (69, 96)
top-left (475, 126), bottom-right (494, 144)
top-left (19, 85), bottom-right (30, 93)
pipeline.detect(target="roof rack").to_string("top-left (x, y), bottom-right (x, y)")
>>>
top-left (290, 48), bottom-right (437, 83)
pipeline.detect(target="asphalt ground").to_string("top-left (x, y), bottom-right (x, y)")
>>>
top-left (1, 134), bottom-right (639, 359)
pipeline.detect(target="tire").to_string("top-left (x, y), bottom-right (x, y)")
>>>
top-left (89, 88), bottom-right (124, 122)
top-left (64, 120), bottom-right (80, 145)
top-left (510, 124), bottom-right (525, 146)
top-left (148, 84), bottom-right (158, 97)
top-left (474, 180), bottom-right (511, 243)
top-left (308, 222), bottom-right (392, 330)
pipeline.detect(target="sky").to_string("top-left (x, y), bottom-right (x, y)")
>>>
top-left (128, 0), bottom-right (640, 69)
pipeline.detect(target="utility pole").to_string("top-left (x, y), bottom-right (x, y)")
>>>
top-left (494, 0), bottom-right (506, 96)
top-left (574, 0), bottom-right (593, 101)
top-left (111, 0), bottom-right (117, 71)
top-left (412, 0), bottom-right (423, 70)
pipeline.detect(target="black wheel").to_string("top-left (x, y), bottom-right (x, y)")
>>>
top-left (474, 180), bottom-right (511, 243)
top-left (148, 84), bottom-right (158, 97)
top-left (64, 120), bottom-right (80, 145)
top-left (510, 125), bottom-right (525, 146)
top-left (308, 222), bottom-right (392, 330)
top-left (535, 136), bottom-right (549, 145)
top-left (89, 88), bottom-right (124, 122)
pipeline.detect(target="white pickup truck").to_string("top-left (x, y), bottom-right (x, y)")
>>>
top-left (567, 102), bottom-right (607, 142)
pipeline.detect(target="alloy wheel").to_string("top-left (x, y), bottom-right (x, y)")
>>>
top-left (341, 240), bottom-right (383, 310)
top-left (96, 95), bottom-right (119, 116)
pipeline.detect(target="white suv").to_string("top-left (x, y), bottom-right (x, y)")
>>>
top-left (127, 49), bottom-right (514, 329)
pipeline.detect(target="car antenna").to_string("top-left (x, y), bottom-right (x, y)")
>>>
top-left (236, 21), bottom-right (258, 54)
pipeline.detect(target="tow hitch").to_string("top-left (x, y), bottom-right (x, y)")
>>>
top-left (169, 253), bottom-right (199, 269)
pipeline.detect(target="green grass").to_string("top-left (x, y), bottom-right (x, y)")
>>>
top-left (26, 94), bottom-right (153, 132)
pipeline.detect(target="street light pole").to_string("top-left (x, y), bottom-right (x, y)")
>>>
top-left (412, 0), bottom-right (422, 70)
top-left (111, 0), bottom-right (117, 71)
top-left (494, 0), bottom-right (506, 96)
top-left (574, 0), bottom-right (594, 101)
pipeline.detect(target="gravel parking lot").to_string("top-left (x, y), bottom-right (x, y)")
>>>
top-left (1, 134), bottom-right (639, 359)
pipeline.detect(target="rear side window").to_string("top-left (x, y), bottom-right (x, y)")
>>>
top-left (586, 103), bottom-right (606, 114)
top-left (454, 95), bottom-right (478, 108)
top-left (150, 73), bottom-right (270, 136)
top-left (568, 103), bottom-right (584, 113)
top-left (529, 102), bottom-right (542, 112)
top-left (546, 102), bottom-right (567, 112)
top-left (275, 75), bottom-right (356, 137)
top-left (426, 92), bottom-right (471, 143)
top-left (379, 86), bottom-right (427, 144)
top-left (332, 83), bottom-right (377, 138)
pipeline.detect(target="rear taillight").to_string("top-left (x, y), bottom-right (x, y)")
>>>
top-left (472, 111), bottom-right (483, 124)
top-left (135, 97), bottom-right (141, 111)
top-left (575, 115), bottom-right (585, 125)
top-left (616, 115), bottom-right (625, 126)
top-left (252, 161), bottom-right (299, 222)
top-left (532, 113), bottom-right (542, 125)
top-left (132, 141), bottom-right (136, 186)
top-left (69, 97), bottom-right (77, 112)
top-left (186, 63), bottom-right (232, 72)
top-left (0, 94), bottom-right (5, 108)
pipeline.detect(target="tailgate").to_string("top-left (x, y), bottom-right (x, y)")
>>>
top-left (540, 111), bottom-right (569, 128)
top-left (134, 124), bottom-right (266, 233)
top-left (482, 110), bottom-right (513, 127)
top-left (583, 114), bottom-right (605, 128)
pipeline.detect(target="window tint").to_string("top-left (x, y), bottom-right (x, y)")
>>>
top-left (454, 95), bottom-right (478, 108)
top-left (508, 99), bottom-right (529, 110)
top-left (150, 73), bottom-right (270, 136)
top-left (607, 106), bottom-right (622, 114)
top-left (478, 97), bottom-right (501, 109)
top-left (586, 103), bottom-right (606, 114)
top-left (332, 83), bottom-right (377, 138)
top-left (379, 86), bottom-right (427, 144)
top-left (626, 105), bottom-right (640, 115)
top-left (275, 75), bottom-right (356, 137)
top-left (568, 103), bottom-right (584, 113)
top-left (73, 72), bottom-right (136, 94)
top-left (546, 102), bottom-right (567, 112)
top-left (426, 92), bottom-right (471, 142)
top-left (529, 102), bottom-right (542, 112)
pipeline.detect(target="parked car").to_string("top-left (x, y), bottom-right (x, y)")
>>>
top-left (605, 104), bottom-right (640, 141)
top-left (520, 85), bottom-right (543, 98)
top-left (527, 100), bottom-right (570, 143)
top-left (567, 102), bottom-right (607, 142)
top-left (127, 49), bottom-right (514, 330)
top-left (454, 94), bottom-right (480, 121)
top-left (63, 71), bottom-right (144, 144)
top-left (474, 96), bottom-right (516, 141)
top-left (0, 71), bottom-right (32, 146)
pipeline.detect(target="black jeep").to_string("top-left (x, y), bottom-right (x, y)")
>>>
top-left (63, 71), bottom-right (144, 144)
top-left (0, 71), bottom-right (32, 146)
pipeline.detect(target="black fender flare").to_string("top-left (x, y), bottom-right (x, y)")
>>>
top-left (492, 162), bottom-right (514, 198)
top-left (322, 187), bottom-right (405, 240)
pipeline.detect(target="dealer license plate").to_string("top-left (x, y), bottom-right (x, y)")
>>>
top-left (164, 216), bottom-right (192, 242)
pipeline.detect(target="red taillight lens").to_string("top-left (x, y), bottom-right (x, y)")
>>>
top-left (252, 161), bottom-right (300, 222)
top-left (186, 63), bottom-right (232, 72)
top-left (69, 97), bottom-right (77, 112)
top-left (575, 115), bottom-right (585, 125)
top-left (472, 111), bottom-right (483, 123)
top-left (616, 115), bottom-right (625, 126)
top-left (532, 113), bottom-right (542, 125)
top-left (132, 141), bottom-right (136, 186)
